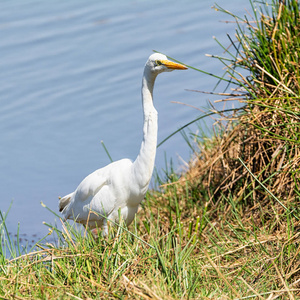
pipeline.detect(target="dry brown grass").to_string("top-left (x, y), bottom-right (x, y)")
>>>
top-left (184, 101), bottom-right (299, 202)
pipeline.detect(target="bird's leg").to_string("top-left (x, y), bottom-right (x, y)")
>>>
top-left (91, 228), bottom-right (100, 239)
top-left (90, 220), bottom-right (110, 239)
top-left (102, 219), bottom-right (109, 237)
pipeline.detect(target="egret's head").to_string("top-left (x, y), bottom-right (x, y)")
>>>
top-left (146, 53), bottom-right (187, 74)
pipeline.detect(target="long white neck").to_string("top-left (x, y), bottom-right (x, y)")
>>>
top-left (132, 68), bottom-right (158, 194)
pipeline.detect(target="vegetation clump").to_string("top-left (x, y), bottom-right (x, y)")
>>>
top-left (186, 0), bottom-right (300, 214)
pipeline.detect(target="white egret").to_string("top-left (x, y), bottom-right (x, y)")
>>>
top-left (59, 53), bottom-right (187, 236)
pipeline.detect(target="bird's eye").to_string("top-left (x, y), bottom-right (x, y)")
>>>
top-left (155, 60), bottom-right (162, 66)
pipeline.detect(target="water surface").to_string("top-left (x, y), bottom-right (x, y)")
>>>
top-left (0, 0), bottom-right (251, 241)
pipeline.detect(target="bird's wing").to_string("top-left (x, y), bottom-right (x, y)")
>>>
top-left (74, 168), bottom-right (109, 203)
top-left (62, 167), bottom-right (111, 221)
top-left (63, 159), bottom-right (133, 222)
top-left (74, 159), bottom-right (133, 203)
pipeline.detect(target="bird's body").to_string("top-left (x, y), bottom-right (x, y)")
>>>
top-left (59, 53), bottom-right (187, 236)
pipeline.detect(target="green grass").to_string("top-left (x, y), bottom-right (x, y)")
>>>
top-left (1, 0), bottom-right (300, 298)
top-left (0, 185), bottom-right (299, 299)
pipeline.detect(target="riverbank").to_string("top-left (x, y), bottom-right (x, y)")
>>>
top-left (1, 0), bottom-right (300, 298)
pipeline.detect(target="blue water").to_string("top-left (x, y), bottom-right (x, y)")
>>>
top-left (0, 0), bottom-right (251, 243)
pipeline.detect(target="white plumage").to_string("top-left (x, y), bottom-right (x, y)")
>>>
top-left (59, 53), bottom-right (187, 236)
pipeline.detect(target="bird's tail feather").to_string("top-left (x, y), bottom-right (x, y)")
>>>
top-left (58, 192), bottom-right (73, 212)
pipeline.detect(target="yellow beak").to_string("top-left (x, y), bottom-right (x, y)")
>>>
top-left (161, 60), bottom-right (188, 70)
